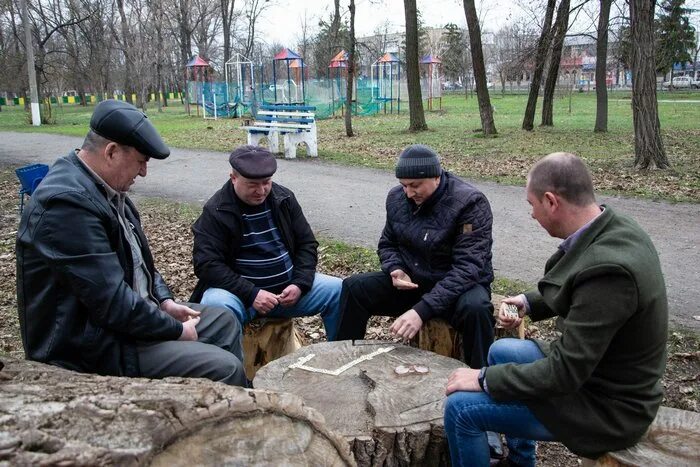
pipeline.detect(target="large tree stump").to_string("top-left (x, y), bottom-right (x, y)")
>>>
top-left (582, 406), bottom-right (700, 467)
top-left (0, 357), bottom-right (354, 466)
top-left (417, 293), bottom-right (524, 361)
top-left (254, 340), bottom-right (464, 466)
top-left (243, 317), bottom-right (303, 378)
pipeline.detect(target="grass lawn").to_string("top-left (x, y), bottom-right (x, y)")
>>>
top-left (1, 91), bottom-right (698, 201)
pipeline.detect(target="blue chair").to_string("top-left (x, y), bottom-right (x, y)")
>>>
top-left (15, 163), bottom-right (49, 214)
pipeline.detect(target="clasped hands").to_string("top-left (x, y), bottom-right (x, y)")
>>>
top-left (160, 299), bottom-right (201, 342)
top-left (253, 284), bottom-right (302, 314)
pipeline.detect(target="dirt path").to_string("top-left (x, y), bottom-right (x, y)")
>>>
top-left (2, 131), bottom-right (698, 330)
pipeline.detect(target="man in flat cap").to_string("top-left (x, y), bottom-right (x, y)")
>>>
top-left (16, 99), bottom-right (246, 386)
top-left (337, 144), bottom-right (496, 378)
top-left (190, 145), bottom-right (342, 340)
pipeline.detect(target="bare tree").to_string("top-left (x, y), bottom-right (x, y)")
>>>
top-left (463, 0), bottom-right (496, 135)
top-left (115, 0), bottom-right (135, 103)
top-left (345, 0), bottom-right (355, 136)
top-left (522, 0), bottom-right (557, 131)
top-left (594, 0), bottom-right (612, 132)
top-left (220, 0), bottom-right (236, 64)
top-left (243, 0), bottom-right (272, 59)
top-left (630, 0), bottom-right (669, 169)
top-left (541, 0), bottom-right (570, 126)
top-left (404, 0), bottom-right (427, 131)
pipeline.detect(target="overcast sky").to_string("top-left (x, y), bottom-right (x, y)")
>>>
top-left (255, 0), bottom-right (700, 50)
top-left (256, 0), bottom-right (518, 46)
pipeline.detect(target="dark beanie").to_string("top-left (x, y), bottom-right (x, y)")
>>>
top-left (395, 144), bottom-right (442, 179)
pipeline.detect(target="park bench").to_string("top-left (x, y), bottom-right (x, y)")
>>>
top-left (242, 104), bottom-right (318, 159)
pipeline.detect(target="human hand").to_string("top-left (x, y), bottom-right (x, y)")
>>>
top-left (253, 289), bottom-right (279, 314)
top-left (497, 296), bottom-right (526, 330)
top-left (160, 299), bottom-right (201, 322)
top-left (277, 284), bottom-right (302, 307)
top-left (390, 269), bottom-right (419, 290)
top-left (178, 316), bottom-right (200, 341)
top-left (389, 309), bottom-right (423, 340)
top-left (446, 368), bottom-right (481, 395)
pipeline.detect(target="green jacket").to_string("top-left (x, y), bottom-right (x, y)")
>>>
top-left (486, 207), bottom-right (668, 458)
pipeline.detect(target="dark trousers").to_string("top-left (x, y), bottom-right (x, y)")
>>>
top-left (137, 302), bottom-right (246, 386)
top-left (336, 271), bottom-right (495, 369)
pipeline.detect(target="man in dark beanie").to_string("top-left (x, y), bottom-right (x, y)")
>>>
top-left (16, 100), bottom-right (246, 387)
top-left (190, 145), bottom-right (342, 341)
top-left (337, 142), bottom-right (496, 380)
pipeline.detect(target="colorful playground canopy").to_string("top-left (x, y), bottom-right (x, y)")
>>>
top-left (420, 54), bottom-right (442, 64)
top-left (274, 48), bottom-right (302, 61)
top-left (329, 50), bottom-right (349, 68)
top-left (186, 55), bottom-right (211, 68)
top-left (377, 52), bottom-right (399, 63)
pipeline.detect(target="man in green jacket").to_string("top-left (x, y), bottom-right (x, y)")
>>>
top-left (443, 153), bottom-right (668, 467)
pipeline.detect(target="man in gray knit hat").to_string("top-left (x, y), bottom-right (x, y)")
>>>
top-left (337, 143), bottom-right (496, 372)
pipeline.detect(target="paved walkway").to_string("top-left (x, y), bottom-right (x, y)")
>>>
top-left (2, 131), bottom-right (698, 330)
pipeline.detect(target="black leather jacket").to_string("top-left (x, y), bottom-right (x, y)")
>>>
top-left (16, 152), bottom-right (182, 377)
top-left (190, 181), bottom-right (318, 306)
top-left (378, 172), bottom-right (494, 320)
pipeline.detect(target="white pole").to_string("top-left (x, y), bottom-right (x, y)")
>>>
top-left (20, 0), bottom-right (40, 126)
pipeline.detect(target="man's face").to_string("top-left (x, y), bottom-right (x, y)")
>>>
top-left (105, 143), bottom-right (149, 192)
top-left (399, 177), bottom-right (440, 206)
top-left (526, 185), bottom-right (557, 237)
top-left (231, 171), bottom-right (272, 205)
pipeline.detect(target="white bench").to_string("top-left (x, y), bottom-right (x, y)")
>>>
top-left (242, 104), bottom-right (318, 159)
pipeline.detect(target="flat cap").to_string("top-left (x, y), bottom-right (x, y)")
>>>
top-left (90, 99), bottom-right (170, 159)
top-left (229, 145), bottom-right (277, 178)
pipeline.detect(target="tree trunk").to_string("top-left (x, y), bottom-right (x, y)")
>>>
top-left (178, 0), bottom-right (192, 115)
top-left (242, 318), bottom-right (303, 378)
top-left (463, 0), bottom-right (497, 135)
top-left (115, 0), bottom-right (134, 104)
top-left (345, 0), bottom-right (355, 137)
top-left (594, 0), bottom-right (612, 132)
top-left (0, 358), bottom-right (354, 466)
top-left (630, 0), bottom-right (669, 169)
top-left (541, 0), bottom-right (570, 127)
top-left (255, 341), bottom-right (464, 465)
top-left (522, 0), bottom-right (557, 131)
top-left (404, 0), bottom-right (428, 131)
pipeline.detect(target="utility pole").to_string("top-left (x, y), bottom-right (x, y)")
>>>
top-left (20, 0), bottom-right (40, 126)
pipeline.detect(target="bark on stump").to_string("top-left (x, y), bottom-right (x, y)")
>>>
top-left (243, 317), bottom-right (303, 378)
top-left (582, 406), bottom-right (700, 467)
top-left (254, 340), bottom-right (464, 466)
top-left (0, 357), bottom-right (354, 466)
top-left (417, 294), bottom-right (524, 361)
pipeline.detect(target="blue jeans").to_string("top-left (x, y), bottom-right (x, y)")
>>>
top-left (201, 273), bottom-right (342, 340)
top-left (444, 339), bottom-right (555, 467)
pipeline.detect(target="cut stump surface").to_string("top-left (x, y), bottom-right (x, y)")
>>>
top-left (254, 340), bottom-right (464, 466)
top-left (0, 357), bottom-right (354, 466)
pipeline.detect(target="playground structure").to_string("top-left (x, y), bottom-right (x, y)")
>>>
top-left (269, 48), bottom-right (306, 105)
top-left (328, 50), bottom-right (349, 117)
top-left (420, 54), bottom-right (443, 111)
top-left (187, 48), bottom-right (412, 121)
top-left (225, 53), bottom-right (256, 117)
top-left (371, 53), bottom-right (404, 114)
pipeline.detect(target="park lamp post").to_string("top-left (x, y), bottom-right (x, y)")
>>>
top-left (20, 0), bottom-right (41, 126)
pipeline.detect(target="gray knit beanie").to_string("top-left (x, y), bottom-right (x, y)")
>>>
top-left (395, 144), bottom-right (442, 178)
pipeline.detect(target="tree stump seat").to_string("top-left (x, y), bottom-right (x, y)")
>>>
top-left (581, 406), bottom-right (700, 466)
top-left (417, 293), bottom-right (525, 362)
top-left (254, 340), bottom-right (465, 466)
top-left (242, 317), bottom-right (303, 378)
top-left (0, 358), bottom-right (354, 466)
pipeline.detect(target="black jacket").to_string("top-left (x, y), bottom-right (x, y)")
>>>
top-left (378, 172), bottom-right (494, 320)
top-left (190, 181), bottom-right (318, 306)
top-left (16, 152), bottom-right (182, 377)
